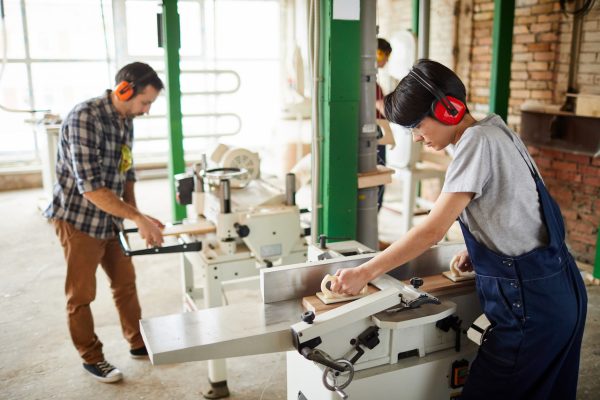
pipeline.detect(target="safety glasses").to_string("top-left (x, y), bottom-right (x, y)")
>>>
top-left (404, 109), bottom-right (430, 129)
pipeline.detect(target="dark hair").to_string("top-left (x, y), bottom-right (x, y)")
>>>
top-left (377, 38), bottom-right (392, 55)
top-left (114, 62), bottom-right (164, 96)
top-left (384, 59), bottom-right (467, 128)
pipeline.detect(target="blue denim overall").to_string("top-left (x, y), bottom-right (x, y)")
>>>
top-left (459, 148), bottom-right (587, 400)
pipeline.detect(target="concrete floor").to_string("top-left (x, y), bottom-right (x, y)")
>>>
top-left (0, 178), bottom-right (598, 400)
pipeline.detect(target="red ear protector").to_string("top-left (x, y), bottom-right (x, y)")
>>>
top-left (408, 67), bottom-right (466, 125)
top-left (114, 70), bottom-right (159, 102)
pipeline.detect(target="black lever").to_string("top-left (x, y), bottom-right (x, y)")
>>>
top-left (301, 311), bottom-right (316, 324)
top-left (234, 223), bottom-right (250, 238)
top-left (318, 234), bottom-right (352, 249)
top-left (300, 348), bottom-right (349, 373)
top-left (410, 277), bottom-right (424, 289)
top-left (118, 228), bottom-right (202, 256)
top-left (405, 294), bottom-right (441, 308)
top-left (436, 315), bottom-right (463, 352)
top-left (349, 326), bottom-right (380, 364)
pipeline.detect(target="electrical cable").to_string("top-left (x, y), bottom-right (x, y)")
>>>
top-left (99, 0), bottom-right (112, 84)
top-left (0, 0), bottom-right (49, 114)
top-left (0, 0), bottom-right (6, 85)
top-left (560, 0), bottom-right (596, 16)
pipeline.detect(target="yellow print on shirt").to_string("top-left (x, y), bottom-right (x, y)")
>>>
top-left (119, 144), bottom-right (133, 173)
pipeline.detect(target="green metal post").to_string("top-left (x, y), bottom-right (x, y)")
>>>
top-left (162, 0), bottom-right (186, 221)
top-left (412, 0), bottom-right (420, 35)
top-left (489, 0), bottom-right (515, 122)
top-left (594, 226), bottom-right (600, 279)
top-left (412, 0), bottom-right (421, 197)
top-left (319, 0), bottom-right (361, 240)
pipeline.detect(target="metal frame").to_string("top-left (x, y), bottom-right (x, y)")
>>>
top-left (595, 226), bottom-right (600, 280)
top-left (412, 0), bottom-right (419, 36)
top-left (489, 0), bottom-right (515, 121)
top-left (319, 0), bottom-right (360, 241)
top-left (180, 245), bottom-right (260, 383)
top-left (162, 0), bottom-right (187, 221)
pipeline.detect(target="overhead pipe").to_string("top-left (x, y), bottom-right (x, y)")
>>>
top-left (356, 0), bottom-right (379, 250)
top-left (561, 0), bottom-right (586, 112)
top-left (418, 0), bottom-right (430, 58)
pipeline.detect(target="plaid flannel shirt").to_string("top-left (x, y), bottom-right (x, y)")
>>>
top-left (44, 90), bottom-right (136, 239)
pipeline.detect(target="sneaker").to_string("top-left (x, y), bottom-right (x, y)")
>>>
top-left (130, 345), bottom-right (148, 359)
top-left (82, 360), bottom-right (123, 383)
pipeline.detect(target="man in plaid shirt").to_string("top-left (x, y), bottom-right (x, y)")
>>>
top-left (44, 62), bottom-right (165, 383)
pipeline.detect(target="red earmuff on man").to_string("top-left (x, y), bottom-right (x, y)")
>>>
top-left (409, 67), bottom-right (467, 126)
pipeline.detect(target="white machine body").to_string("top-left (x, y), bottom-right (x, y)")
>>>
top-left (140, 243), bottom-right (481, 399)
top-left (175, 174), bottom-right (307, 385)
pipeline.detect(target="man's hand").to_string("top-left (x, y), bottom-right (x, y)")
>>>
top-left (329, 266), bottom-right (371, 296)
top-left (144, 214), bottom-right (165, 230)
top-left (133, 214), bottom-right (164, 247)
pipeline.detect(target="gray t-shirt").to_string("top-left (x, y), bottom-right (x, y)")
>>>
top-left (442, 114), bottom-right (548, 256)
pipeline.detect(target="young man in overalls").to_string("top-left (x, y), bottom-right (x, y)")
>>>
top-left (329, 59), bottom-right (587, 399)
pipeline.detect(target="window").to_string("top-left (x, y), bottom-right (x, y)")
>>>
top-left (0, 0), bottom-right (282, 171)
top-left (0, 0), bottom-right (113, 167)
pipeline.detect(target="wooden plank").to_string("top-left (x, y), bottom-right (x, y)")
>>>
top-left (441, 270), bottom-right (476, 282)
top-left (301, 273), bottom-right (476, 315)
top-left (162, 221), bottom-right (216, 237)
top-left (357, 166), bottom-right (395, 189)
top-left (376, 119), bottom-right (395, 146)
top-left (302, 285), bottom-right (380, 314)
top-left (403, 274), bottom-right (475, 296)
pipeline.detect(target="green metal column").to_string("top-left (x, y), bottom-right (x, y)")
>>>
top-left (489, 0), bottom-right (515, 121)
top-left (162, 0), bottom-right (186, 221)
top-left (594, 226), bottom-right (600, 279)
top-left (412, 0), bottom-right (420, 35)
top-left (318, 0), bottom-right (361, 239)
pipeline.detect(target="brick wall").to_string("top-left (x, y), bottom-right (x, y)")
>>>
top-left (430, 0), bottom-right (460, 68)
top-left (466, 0), bottom-right (600, 130)
top-left (377, 0), bottom-right (457, 70)
top-left (467, 0), bottom-right (600, 264)
top-left (557, 4), bottom-right (600, 99)
top-left (528, 146), bottom-right (600, 263)
top-left (377, 0), bottom-right (412, 40)
top-left (377, 0), bottom-right (600, 263)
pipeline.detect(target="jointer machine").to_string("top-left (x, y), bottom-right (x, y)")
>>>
top-left (121, 160), bottom-right (311, 397)
top-left (139, 239), bottom-right (483, 399)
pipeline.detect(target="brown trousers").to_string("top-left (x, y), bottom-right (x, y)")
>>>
top-left (53, 219), bottom-right (144, 364)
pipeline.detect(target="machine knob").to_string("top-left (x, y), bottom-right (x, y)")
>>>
top-left (318, 234), bottom-right (328, 249)
top-left (234, 223), bottom-right (250, 238)
top-left (410, 277), bottom-right (424, 289)
top-left (301, 311), bottom-right (316, 324)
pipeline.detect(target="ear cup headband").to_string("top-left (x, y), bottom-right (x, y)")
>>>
top-left (114, 70), bottom-right (159, 102)
top-left (408, 67), bottom-right (466, 125)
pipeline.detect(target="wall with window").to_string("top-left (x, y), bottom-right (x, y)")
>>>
top-left (0, 0), bottom-right (115, 168)
top-left (0, 0), bottom-right (283, 181)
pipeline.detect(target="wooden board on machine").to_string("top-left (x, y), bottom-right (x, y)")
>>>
top-left (406, 273), bottom-right (475, 296)
top-left (301, 274), bottom-right (476, 315)
top-left (302, 285), bottom-right (380, 314)
top-left (161, 221), bottom-right (216, 237)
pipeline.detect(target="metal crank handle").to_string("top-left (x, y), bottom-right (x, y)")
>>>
top-left (301, 348), bottom-right (348, 372)
top-left (335, 388), bottom-right (348, 399)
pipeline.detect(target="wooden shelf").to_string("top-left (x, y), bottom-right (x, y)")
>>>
top-left (357, 165), bottom-right (395, 189)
